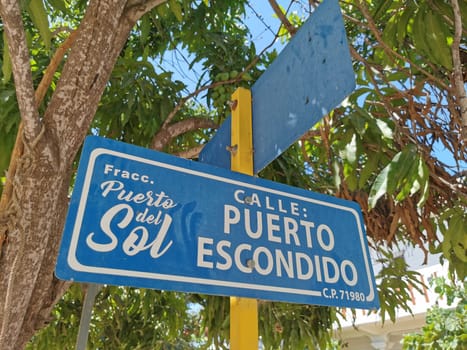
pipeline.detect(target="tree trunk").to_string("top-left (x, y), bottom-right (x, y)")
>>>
top-left (0, 135), bottom-right (70, 349)
top-left (0, 0), bottom-right (166, 348)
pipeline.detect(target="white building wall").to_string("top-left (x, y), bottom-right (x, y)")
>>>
top-left (334, 257), bottom-right (449, 350)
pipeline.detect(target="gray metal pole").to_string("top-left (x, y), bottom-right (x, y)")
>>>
top-left (76, 284), bottom-right (102, 350)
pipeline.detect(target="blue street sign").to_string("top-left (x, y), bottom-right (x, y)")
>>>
top-left (200, 0), bottom-right (355, 173)
top-left (56, 136), bottom-right (379, 309)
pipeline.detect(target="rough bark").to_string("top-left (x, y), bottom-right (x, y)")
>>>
top-left (0, 0), bottom-right (166, 348)
top-left (0, 0), bottom-right (41, 142)
top-left (151, 118), bottom-right (218, 150)
top-left (0, 142), bottom-right (68, 348)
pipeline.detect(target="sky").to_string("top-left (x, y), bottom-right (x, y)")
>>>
top-left (159, 1), bottom-right (301, 95)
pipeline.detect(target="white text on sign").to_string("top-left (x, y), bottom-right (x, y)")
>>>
top-left (197, 189), bottom-right (358, 287)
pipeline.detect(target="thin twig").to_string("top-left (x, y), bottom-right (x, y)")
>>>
top-left (268, 0), bottom-right (297, 35)
top-left (356, 0), bottom-right (450, 91)
top-left (151, 118), bottom-right (218, 150)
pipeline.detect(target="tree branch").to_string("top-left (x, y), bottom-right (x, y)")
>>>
top-left (268, 0), bottom-right (297, 35)
top-left (0, 30), bottom-right (79, 216)
top-left (0, 29), bottom-right (81, 348)
top-left (43, 0), bottom-right (129, 156)
top-left (0, 0), bottom-right (41, 142)
top-left (125, 0), bottom-right (167, 22)
top-left (159, 15), bottom-right (283, 131)
top-left (175, 145), bottom-right (205, 159)
top-left (450, 0), bottom-right (467, 141)
top-left (151, 118), bottom-right (218, 150)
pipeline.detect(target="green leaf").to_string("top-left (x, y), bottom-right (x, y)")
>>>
top-left (46, 0), bottom-right (67, 14)
top-left (411, 7), bottom-right (430, 60)
top-left (396, 6), bottom-right (413, 45)
top-left (382, 14), bottom-right (398, 48)
top-left (415, 158), bottom-right (429, 207)
top-left (349, 108), bottom-right (368, 136)
top-left (445, 213), bottom-right (467, 262)
top-left (368, 145), bottom-right (420, 208)
top-left (425, 9), bottom-right (453, 70)
top-left (340, 134), bottom-right (359, 190)
top-left (332, 160), bottom-right (341, 188)
top-left (372, 0), bottom-right (393, 20)
top-left (375, 119), bottom-right (393, 139)
top-left (342, 133), bottom-right (357, 164)
top-left (140, 14), bottom-right (151, 45)
top-left (27, 0), bottom-right (52, 50)
top-left (169, 0), bottom-right (183, 22)
top-left (359, 152), bottom-right (380, 188)
top-left (368, 162), bottom-right (390, 209)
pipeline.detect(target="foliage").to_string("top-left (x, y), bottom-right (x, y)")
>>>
top-left (375, 248), bottom-right (426, 323)
top-left (430, 204), bottom-right (467, 280)
top-left (306, 0), bottom-right (467, 280)
top-left (258, 302), bottom-right (336, 350)
top-left (402, 277), bottom-right (467, 350)
top-left (26, 284), bottom-right (203, 350)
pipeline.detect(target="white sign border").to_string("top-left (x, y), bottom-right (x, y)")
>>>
top-left (67, 147), bottom-right (376, 302)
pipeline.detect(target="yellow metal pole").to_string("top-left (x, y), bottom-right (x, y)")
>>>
top-left (229, 87), bottom-right (258, 350)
